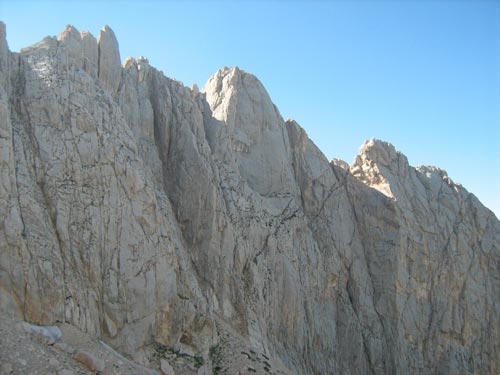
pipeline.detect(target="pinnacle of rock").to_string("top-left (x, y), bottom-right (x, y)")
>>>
top-left (98, 25), bottom-right (121, 95)
top-left (350, 138), bottom-right (410, 198)
top-left (57, 24), bottom-right (80, 42)
top-left (57, 24), bottom-right (99, 78)
top-left (357, 138), bottom-right (403, 166)
top-left (0, 21), bottom-right (8, 70)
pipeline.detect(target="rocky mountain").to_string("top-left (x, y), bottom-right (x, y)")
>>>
top-left (0, 23), bottom-right (499, 375)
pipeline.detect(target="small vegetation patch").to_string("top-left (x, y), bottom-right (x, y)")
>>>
top-left (209, 344), bottom-right (223, 375)
top-left (152, 343), bottom-right (203, 369)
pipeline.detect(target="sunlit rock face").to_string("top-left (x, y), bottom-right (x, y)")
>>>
top-left (1, 22), bottom-right (499, 375)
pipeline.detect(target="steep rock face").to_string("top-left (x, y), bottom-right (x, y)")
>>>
top-left (0, 23), bottom-right (499, 375)
top-left (286, 119), bottom-right (389, 374)
top-left (352, 139), bottom-right (500, 374)
top-left (0, 23), bottom-right (214, 363)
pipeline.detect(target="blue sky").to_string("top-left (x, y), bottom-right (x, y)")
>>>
top-left (1, 0), bottom-right (499, 217)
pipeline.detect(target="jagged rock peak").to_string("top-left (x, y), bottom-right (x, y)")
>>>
top-left (350, 138), bottom-right (410, 198)
top-left (1, 21), bottom-right (8, 47)
top-left (97, 25), bottom-right (121, 95)
top-left (211, 65), bottom-right (244, 79)
top-left (350, 138), bottom-right (463, 209)
top-left (55, 24), bottom-right (99, 78)
top-left (0, 21), bottom-right (8, 69)
top-left (57, 24), bottom-right (81, 41)
top-left (355, 138), bottom-right (409, 170)
top-left (202, 66), bottom-right (277, 105)
top-left (416, 164), bottom-right (451, 180)
top-left (286, 118), bottom-right (310, 152)
top-left (203, 65), bottom-right (297, 195)
top-left (415, 164), bottom-right (458, 192)
top-left (0, 21), bottom-right (6, 40)
top-left (331, 158), bottom-right (350, 171)
top-left (99, 24), bottom-right (118, 43)
top-left (213, 65), bottom-right (264, 85)
top-left (351, 138), bottom-right (455, 188)
top-left (57, 24), bottom-right (98, 46)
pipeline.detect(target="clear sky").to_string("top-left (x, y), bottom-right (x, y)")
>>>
top-left (1, 0), bottom-right (499, 217)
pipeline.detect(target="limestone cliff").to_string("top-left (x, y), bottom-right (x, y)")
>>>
top-left (0, 23), bottom-right (498, 375)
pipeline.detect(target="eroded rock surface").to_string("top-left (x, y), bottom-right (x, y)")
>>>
top-left (0, 23), bottom-right (499, 375)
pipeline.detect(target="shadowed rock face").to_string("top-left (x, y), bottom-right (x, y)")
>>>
top-left (0, 23), bottom-right (499, 375)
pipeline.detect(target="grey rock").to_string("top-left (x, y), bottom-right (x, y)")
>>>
top-left (97, 25), bottom-right (121, 95)
top-left (0, 21), bottom-right (8, 71)
top-left (54, 342), bottom-right (76, 355)
top-left (0, 23), bottom-right (498, 375)
top-left (74, 350), bottom-right (105, 373)
top-left (0, 363), bottom-right (13, 374)
top-left (57, 25), bottom-right (99, 79)
top-left (160, 358), bottom-right (175, 375)
top-left (203, 66), bottom-right (297, 196)
top-left (20, 322), bottom-right (62, 344)
top-left (331, 157), bottom-right (350, 171)
top-left (49, 357), bottom-right (60, 367)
